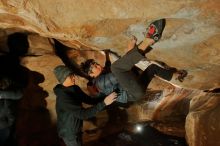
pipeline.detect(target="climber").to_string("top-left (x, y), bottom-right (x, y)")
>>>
top-left (81, 19), bottom-right (187, 104)
top-left (53, 65), bottom-right (117, 146)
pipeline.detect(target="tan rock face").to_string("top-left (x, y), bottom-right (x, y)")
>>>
top-left (186, 92), bottom-right (220, 146)
top-left (1, 0), bottom-right (219, 90)
top-left (0, 1), bottom-right (220, 146)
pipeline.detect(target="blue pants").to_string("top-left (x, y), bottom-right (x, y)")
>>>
top-left (0, 127), bottom-right (10, 146)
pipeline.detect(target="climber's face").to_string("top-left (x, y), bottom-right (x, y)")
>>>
top-left (88, 62), bottom-right (102, 78)
top-left (63, 74), bottom-right (76, 86)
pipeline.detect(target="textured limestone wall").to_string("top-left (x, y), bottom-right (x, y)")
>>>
top-left (0, 1), bottom-right (220, 146)
top-left (186, 92), bottom-right (220, 146)
top-left (1, 0), bottom-right (219, 90)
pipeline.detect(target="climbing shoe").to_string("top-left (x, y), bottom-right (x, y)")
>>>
top-left (146, 18), bottom-right (166, 42)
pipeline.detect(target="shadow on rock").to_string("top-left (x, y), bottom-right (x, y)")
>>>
top-left (16, 70), bottom-right (59, 146)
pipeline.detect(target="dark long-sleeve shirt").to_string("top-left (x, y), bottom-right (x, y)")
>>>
top-left (53, 84), bottom-right (105, 138)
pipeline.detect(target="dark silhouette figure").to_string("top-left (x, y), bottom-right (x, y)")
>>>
top-left (6, 36), bottom-right (58, 146)
top-left (15, 71), bottom-right (58, 146)
top-left (0, 32), bottom-right (29, 146)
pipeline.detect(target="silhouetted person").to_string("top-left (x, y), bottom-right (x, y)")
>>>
top-left (0, 32), bottom-right (29, 146)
